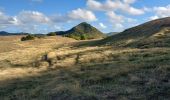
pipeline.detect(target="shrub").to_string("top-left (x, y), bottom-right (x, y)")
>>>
top-left (65, 34), bottom-right (81, 40)
top-left (21, 34), bottom-right (35, 41)
top-left (65, 34), bottom-right (89, 40)
top-left (47, 32), bottom-right (56, 36)
top-left (80, 34), bottom-right (88, 40)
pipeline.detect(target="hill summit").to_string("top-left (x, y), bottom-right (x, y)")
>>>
top-left (103, 17), bottom-right (170, 48)
top-left (52, 22), bottom-right (105, 40)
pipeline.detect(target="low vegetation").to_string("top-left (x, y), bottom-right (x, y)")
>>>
top-left (21, 34), bottom-right (47, 41)
top-left (47, 32), bottom-right (56, 36)
top-left (64, 33), bottom-right (90, 40)
top-left (21, 34), bottom-right (35, 41)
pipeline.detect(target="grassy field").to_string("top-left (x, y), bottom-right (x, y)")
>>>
top-left (0, 36), bottom-right (169, 100)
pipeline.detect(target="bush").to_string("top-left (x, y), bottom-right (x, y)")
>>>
top-left (65, 34), bottom-right (89, 40)
top-left (21, 34), bottom-right (35, 41)
top-left (47, 32), bottom-right (56, 36)
top-left (64, 34), bottom-right (80, 40)
top-left (80, 34), bottom-right (88, 40)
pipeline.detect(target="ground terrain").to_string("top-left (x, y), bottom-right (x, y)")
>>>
top-left (0, 35), bottom-right (169, 100)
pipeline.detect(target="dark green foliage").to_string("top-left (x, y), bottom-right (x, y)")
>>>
top-left (47, 32), bottom-right (56, 36)
top-left (80, 34), bottom-right (88, 40)
top-left (21, 34), bottom-right (35, 41)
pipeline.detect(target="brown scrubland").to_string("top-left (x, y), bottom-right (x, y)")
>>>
top-left (0, 34), bottom-right (169, 100)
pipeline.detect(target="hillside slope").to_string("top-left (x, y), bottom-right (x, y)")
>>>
top-left (0, 44), bottom-right (170, 100)
top-left (102, 17), bottom-right (170, 48)
top-left (52, 22), bottom-right (105, 40)
top-left (0, 18), bottom-right (170, 100)
top-left (106, 32), bottom-right (119, 36)
top-left (0, 31), bottom-right (28, 36)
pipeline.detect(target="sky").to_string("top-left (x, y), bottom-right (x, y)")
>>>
top-left (0, 0), bottom-right (170, 33)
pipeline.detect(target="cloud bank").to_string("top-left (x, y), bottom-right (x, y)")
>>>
top-left (0, 0), bottom-right (170, 33)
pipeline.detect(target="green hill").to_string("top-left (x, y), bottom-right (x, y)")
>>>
top-left (53, 22), bottom-right (105, 40)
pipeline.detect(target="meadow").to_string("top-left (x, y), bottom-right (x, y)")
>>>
top-left (0, 35), bottom-right (169, 100)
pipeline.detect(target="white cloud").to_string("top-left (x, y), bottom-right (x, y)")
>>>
top-left (106, 11), bottom-right (137, 31)
top-left (149, 5), bottom-right (170, 20)
top-left (143, 7), bottom-right (152, 12)
top-left (0, 9), bottom-right (96, 28)
top-left (0, 10), bottom-right (53, 33)
top-left (154, 5), bottom-right (170, 17)
top-left (0, 11), bottom-right (15, 25)
top-left (9, 16), bottom-right (20, 25)
top-left (115, 23), bottom-right (124, 30)
top-left (51, 8), bottom-right (97, 23)
top-left (0, 9), bottom-right (97, 33)
top-left (99, 23), bottom-right (107, 29)
top-left (87, 0), bottom-right (141, 31)
top-left (16, 11), bottom-right (50, 24)
top-left (0, 10), bottom-right (50, 26)
top-left (87, 0), bottom-right (103, 11)
top-left (106, 11), bottom-right (125, 30)
top-left (123, 0), bottom-right (136, 4)
top-left (105, 0), bottom-right (123, 11)
top-left (149, 15), bottom-right (159, 20)
top-left (106, 11), bottom-right (124, 23)
top-left (87, 0), bottom-right (145, 15)
top-left (68, 8), bottom-right (97, 22)
top-left (124, 6), bottom-right (144, 15)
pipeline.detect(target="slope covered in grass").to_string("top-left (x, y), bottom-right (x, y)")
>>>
top-left (0, 44), bottom-right (169, 100)
top-left (102, 17), bottom-right (170, 48)
top-left (53, 22), bottom-right (105, 40)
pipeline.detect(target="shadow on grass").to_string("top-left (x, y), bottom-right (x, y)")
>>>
top-left (0, 59), bottom-right (169, 100)
top-left (0, 47), bottom-right (170, 100)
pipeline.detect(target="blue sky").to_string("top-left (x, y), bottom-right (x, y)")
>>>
top-left (0, 0), bottom-right (170, 33)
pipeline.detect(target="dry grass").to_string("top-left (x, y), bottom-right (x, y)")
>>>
top-left (0, 36), bottom-right (76, 66)
top-left (0, 36), bottom-right (169, 100)
top-left (0, 36), bottom-right (76, 81)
